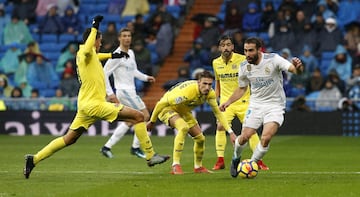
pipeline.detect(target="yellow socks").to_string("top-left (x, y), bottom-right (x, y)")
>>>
top-left (215, 130), bottom-right (226, 158)
top-left (249, 133), bottom-right (260, 152)
top-left (172, 118), bottom-right (189, 165)
top-left (193, 133), bottom-right (205, 168)
top-left (34, 137), bottom-right (66, 164)
top-left (133, 122), bottom-right (154, 160)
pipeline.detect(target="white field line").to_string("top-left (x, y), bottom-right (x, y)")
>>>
top-left (1, 171), bottom-right (360, 175)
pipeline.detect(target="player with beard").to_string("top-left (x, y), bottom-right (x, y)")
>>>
top-left (219, 37), bottom-right (303, 178)
top-left (211, 35), bottom-right (268, 171)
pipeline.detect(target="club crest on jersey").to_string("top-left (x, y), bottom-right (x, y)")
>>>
top-left (246, 64), bottom-right (251, 71)
top-left (265, 66), bottom-right (270, 75)
top-left (175, 97), bottom-right (183, 104)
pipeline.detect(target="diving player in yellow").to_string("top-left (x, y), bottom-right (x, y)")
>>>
top-left (212, 35), bottom-right (269, 170)
top-left (23, 15), bottom-right (169, 179)
top-left (147, 70), bottom-right (237, 175)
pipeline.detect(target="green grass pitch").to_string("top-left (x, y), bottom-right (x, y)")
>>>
top-left (0, 135), bottom-right (359, 197)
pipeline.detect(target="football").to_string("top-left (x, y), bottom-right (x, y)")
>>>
top-left (237, 159), bottom-right (259, 178)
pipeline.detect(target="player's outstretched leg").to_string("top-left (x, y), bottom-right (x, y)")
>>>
top-left (23, 154), bottom-right (35, 179)
top-left (147, 154), bottom-right (170, 167)
top-left (230, 157), bottom-right (240, 178)
top-left (100, 146), bottom-right (113, 158)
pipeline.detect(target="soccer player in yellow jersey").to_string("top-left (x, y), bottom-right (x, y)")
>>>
top-left (147, 71), bottom-right (236, 175)
top-left (23, 16), bottom-right (169, 179)
top-left (212, 35), bottom-right (269, 170)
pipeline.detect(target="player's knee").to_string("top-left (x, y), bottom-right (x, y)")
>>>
top-left (216, 124), bottom-right (225, 131)
top-left (193, 133), bottom-right (205, 143)
top-left (261, 135), bottom-right (271, 147)
top-left (133, 111), bottom-right (145, 123)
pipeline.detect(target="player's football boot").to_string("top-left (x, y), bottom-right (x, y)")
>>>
top-left (23, 154), bottom-right (35, 179)
top-left (170, 164), bottom-right (184, 175)
top-left (194, 166), bottom-right (212, 173)
top-left (230, 157), bottom-right (241, 178)
top-left (257, 160), bottom-right (269, 170)
top-left (212, 158), bottom-right (225, 170)
top-left (100, 146), bottom-right (113, 158)
top-left (147, 153), bottom-right (170, 167)
top-left (130, 147), bottom-right (146, 159)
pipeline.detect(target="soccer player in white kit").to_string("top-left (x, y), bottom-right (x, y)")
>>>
top-left (219, 37), bottom-right (303, 177)
top-left (100, 27), bottom-right (155, 159)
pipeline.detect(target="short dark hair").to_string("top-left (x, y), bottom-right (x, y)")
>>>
top-left (82, 28), bottom-right (102, 43)
top-left (118, 27), bottom-right (132, 36)
top-left (198, 70), bottom-right (215, 80)
top-left (244, 37), bottom-right (262, 49)
top-left (218, 34), bottom-right (234, 46)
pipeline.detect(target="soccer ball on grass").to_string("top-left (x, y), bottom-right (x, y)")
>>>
top-left (237, 159), bottom-right (259, 178)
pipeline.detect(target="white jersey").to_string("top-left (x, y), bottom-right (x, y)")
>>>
top-left (104, 48), bottom-right (148, 95)
top-left (238, 53), bottom-right (291, 108)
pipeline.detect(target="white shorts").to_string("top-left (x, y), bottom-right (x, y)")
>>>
top-left (116, 89), bottom-right (146, 111)
top-left (243, 104), bottom-right (285, 129)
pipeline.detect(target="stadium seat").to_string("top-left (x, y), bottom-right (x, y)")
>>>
top-left (39, 43), bottom-right (60, 53)
top-left (59, 34), bottom-right (76, 43)
top-left (166, 5), bottom-right (181, 18)
top-left (121, 15), bottom-right (135, 24)
top-left (40, 34), bottom-right (58, 44)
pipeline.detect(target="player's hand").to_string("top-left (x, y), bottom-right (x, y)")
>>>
top-left (112, 51), bottom-right (130, 59)
top-left (219, 102), bottom-right (230, 112)
top-left (229, 132), bottom-right (237, 145)
top-left (146, 121), bottom-right (154, 132)
top-left (292, 57), bottom-right (303, 69)
top-left (107, 94), bottom-right (120, 104)
top-left (147, 76), bottom-right (155, 83)
top-left (92, 15), bottom-right (103, 29)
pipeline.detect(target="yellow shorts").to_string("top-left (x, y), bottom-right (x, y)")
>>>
top-left (221, 102), bottom-right (249, 126)
top-left (158, 106), bottom-right (198, 128)
top-left (70, 101), bottom-right (124, 130)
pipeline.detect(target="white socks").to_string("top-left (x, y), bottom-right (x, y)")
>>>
top-left (104, 122), bottom-right (129, 148)
top-left (233, 136), bottom-right (247, 159)
top-left (251, 143), bottom-right (269, 162)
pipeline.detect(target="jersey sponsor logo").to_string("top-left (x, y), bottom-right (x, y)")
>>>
top-left (252, 77), bottom-right (274, 89)
top-left (219, 72), bottom-right (238, 78)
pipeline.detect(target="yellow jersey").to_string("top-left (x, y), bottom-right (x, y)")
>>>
top-left (150, 80), bottom-right (231, 131)
top-left (212, 53), bottom-right (250, 105)
top-left (76, 28), bottom-right (111, 108)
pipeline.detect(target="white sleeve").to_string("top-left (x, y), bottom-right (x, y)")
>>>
top-left (103, 59), bottom-right (118, 96)
top-left (274, 54), bottom-right (291, 72)
top-left (238, 63), bottom-right (250, 88)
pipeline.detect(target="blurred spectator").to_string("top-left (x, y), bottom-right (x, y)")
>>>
top-left (133, 14), bottom-right (147, 41)
top-left (133, 39), bottom-right (153, 75)
top-left (15, 52), bottom-right (35, 86)
top-left (36, 0), bottom-right (58, 16)
top-left (292, 10), bottom-right (306, 38)
top-left (100, 22), bottom-right (118, 53)
top-left (348, 80), bottom-right (360, 109)
top-left (290, 65), bottom-right (310, 97)
top-left (24, 41), bottom-right (41, 54)
top-left (12, 0), bottom-right (37, 25)
top-left (270, 21), bottom-right (296, 52)
top-left (311, 0), bottom-right (336, 23)
top-left (260, 1), bottom-right (276, 32)
top-left (337, 97), bottom-right (359, 111)
top-left (18, 79), bottom-right (32, 98)
top-left (0, 42), bottom-right (22, 76)
top-left (344, 22), bottom-right (360, 59)
top-left (38, 4), bottom-right (64, 34)
top-left (27, 54), bottom-right (59, 97)
top-left (55, 43), bottom-right (77, 76)
top-left (148, 3), bottom-right (176, 28)
top-left (8, 86), bottom-right (24, 110)
top-left (290, 95), bottom-right (311, 112)
top-left (198, 16), bottom-right (221, 50)
top-left (0, 74), bottom-right (14, 98)
top-left (121, 0), bottom-right (149, 17)
top-left (327, 45), bottom-right (352, 82)
top-left (24, 88), bottom-right (46, 110)
top-left (306, 67), bottom-right (324, 95)
top-left (278, 0), bottom-right (299, 18)
top-left (59, 66), bottom-right (79, 97)
top-left (183, 38), bottom-right (210, 73)
top-left (146, 13), bottom-right (163, 36)
top-left (300, 45), bottom-right (318, 74)
top-left (156, 21), bottom-right (174, 61)
top-left (327, 69), bottom-right (346, 95)
top-left (242, 2), bottom-right (262, 32)
top-left (315, 17), bottom-right (343, 58)
top-left (61, 6), bottom-right (82, 35)
top-left (299, 0), bottom-right (317, 20)
top-left (57, 0), bottom-right (79, 17)
top-left (316, 78), bottom-right (342, 111)
top-left (48, 89), bottom-right (71, 111)
top-left (162, 66), bottom-right (190, 90)
top-left (346, 64), bottom-right (360, 91)
top-left (108, 0), bottom-right (126, 15)
top-left (3, 14), bottom-right (33, 45)
top-left (232, 31), bottom-right (245, 54)
top-left (293, 20), bottom-right (317, 56)
top-left (0, 6), bottom-right (10, 45)
top-left (223, 5), bottom-right (242, 35)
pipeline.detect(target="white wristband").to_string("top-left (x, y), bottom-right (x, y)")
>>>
top-left (227, 128), bottom-right (234, 134)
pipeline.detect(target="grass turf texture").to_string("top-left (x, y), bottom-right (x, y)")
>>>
top-left (0, 135), bottom-right (359, 197)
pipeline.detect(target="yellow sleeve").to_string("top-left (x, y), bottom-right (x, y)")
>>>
top-left (150, 98), bottom-right (169, 123)
top-left (83, 28), bottom-right (97, 54)
top-left (208, 92), bottom-right (233, 133)
top-left (97, 53), bottom-right (112, 61)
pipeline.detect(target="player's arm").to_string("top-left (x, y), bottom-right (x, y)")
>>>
top-left (214, 80), bottom-right (220, 99)
top-left (219, 86), bottom-right (247, 111)
top-left (147, 98), bottom-right (169, 131)
top-left (103, 59), bottom-right (118, 99)
top-left (208, 97), bottom-right (236, 143)
top-left (288, 57), bottom-right (303, 75)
